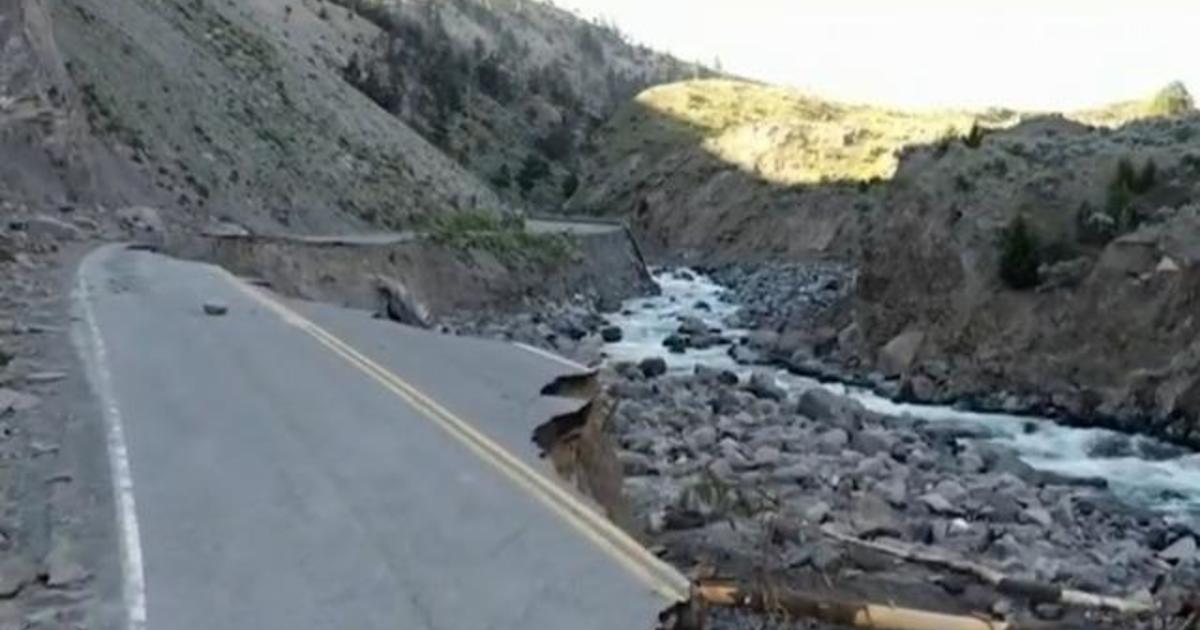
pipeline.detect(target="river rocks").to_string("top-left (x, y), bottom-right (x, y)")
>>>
top-left (879, 329), bottom-right (925, 377)
top-left (727, 343), bottom-right (765, 365)
top-left (694, 364), bottom-right (739, 386)
top-left (816, 428), bottom-right (849, 454)
top-left (918, 492), bottom-right (960, 516)
top-left (677, 315), bottom-right (709, 337)
top-left (751, 445), bottom-right (782, 467)
top-left (662, 334), bottom-right (687, 353)
top-left (746, 371), bottom-right (786, 402)
top-left (850, 428), bottom-right (894, 457)
top-left (600, 326), bottom-right (623, 342)
top-left (686, 425), bottom-right (718, 453)
top-left (639, 357), bottom-right (667, 378)
top-left (1021, 505), bottom-right (1055, 528)
top-left (795, 387), bottom-right (866, 429)
top-left (1159, 536), bottom-right (1198, 562)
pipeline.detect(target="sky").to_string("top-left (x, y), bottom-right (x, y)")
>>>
top-left (548, 0), bottom-right (1199, 110)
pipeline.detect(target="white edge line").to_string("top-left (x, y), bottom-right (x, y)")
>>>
top-left (72, 252), bottom-right (148, 630)
top-left (513, 341), bottom-right (590, 372)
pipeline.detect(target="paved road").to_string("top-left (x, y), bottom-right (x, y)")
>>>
top-left (203, 218), bottom-right (622, 246)
top-left (73, 245), bottom-right (684, 630)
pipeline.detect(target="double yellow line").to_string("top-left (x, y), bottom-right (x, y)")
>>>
top-left (225, 273), bottom-right (690, 603)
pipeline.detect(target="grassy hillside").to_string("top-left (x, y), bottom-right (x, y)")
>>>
top-left (600, 79), bottom-right (992, 186)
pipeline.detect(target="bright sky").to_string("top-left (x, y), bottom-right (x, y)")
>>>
top-left (549, 0), bottom-right (1199, 110)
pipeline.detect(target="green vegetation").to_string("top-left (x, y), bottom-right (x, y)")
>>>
top-left (516, 155), bottom-right (550, 195)
top-left (420, 210), bottom-right (577, 266)
top-left (490, 164), bottom-right (512, 189)
top-left (1147, 81), bottom-right (1194, 117)
top-left (999, 214), bottom-right (1041, 290)
top-left (561, 172), bottom-right (580, 198)
top-left (1104, 156), bottom-right (1157, 233)
top-left (608, 79), bottom-right (989, 185)
top-left (962, 122), bottom-right (986, 148)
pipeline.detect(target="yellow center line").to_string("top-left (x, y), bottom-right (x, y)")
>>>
top-left (222, 272), bottom-right (691, 603)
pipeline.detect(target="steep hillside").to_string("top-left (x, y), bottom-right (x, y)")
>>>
top-left (332, 0), bottom-right (710, 209)
top-left (35, 0), bottom-right (502, 235)
top-left (572, 76), bottom-right (1200, 442)
top-left (853, 111), bottom-right (1200, 441)
top-left (568, 79), bottom-right (1009, 260)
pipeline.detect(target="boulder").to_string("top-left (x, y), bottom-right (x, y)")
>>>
top-left (816, 428), bottom-right (849, 454)
top-left (118, 206), bottom-right (167, 238)
top-left (746, 329), bottom-right (779, 350)
top-left (662, 334), bottom-right (687, 354)
top-left (803, 500), bottom-right (831, 524)
top-left (878, 329), bottom-right (924, 377)
top-left (746, 371), bottom-right (786, 402)
top-left (24, 214), bottom-right (82, 241)
top-left (600, 326), bottom-right (623, 343)
top-left (919, 492), bottom-right (962, 516)
top-left (752, 445), bottom-right (782, 468)
top-left (686, 426), bottom-right (718, 453)
top-left (1020, 506), bottom-right (1055, 528)
top-left (372, 275), bottom-right (432, 328)
top-left (850, 429), bottom-right (894, 457)
top-left (1159, 536), bottom-right (1198, 563)
top-left (796, 388), bottom-right (865, 429)
top-left (639, 357), bottom-right (668, 379)
top-left (677, 315), bottom-right (709, 336)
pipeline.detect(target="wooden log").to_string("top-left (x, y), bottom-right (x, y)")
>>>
top-left (819, 525), bottom-right (1155, 614)
top-left (693, 578), bottom-right (1017, 630)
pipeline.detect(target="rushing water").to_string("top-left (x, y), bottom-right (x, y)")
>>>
top-left (605, 268), bottom-right (1200, 515)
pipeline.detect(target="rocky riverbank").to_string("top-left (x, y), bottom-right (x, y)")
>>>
top-left (444, 266), bottom-right (1200, 628)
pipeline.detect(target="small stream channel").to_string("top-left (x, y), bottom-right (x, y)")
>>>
top-left (604, 268), bottom-right (1200, 515)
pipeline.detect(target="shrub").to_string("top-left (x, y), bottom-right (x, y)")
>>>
top-left (490, 164), bottom-right (511, 190)
top-left (561, 172), bottom-right (580, 198)
top-left (516, 155), bottom-right (550, 195)
top-left (1105, 178), bottom-right (1135, 230)
top-left (999, 214), bottom-right (1041, 289)
top-left (1147, 81), bottom-right (1194, 117)
top-left (1134, 158), bottom-right (1157, 194)
top-left (962, 122), bottom-right (986, 148)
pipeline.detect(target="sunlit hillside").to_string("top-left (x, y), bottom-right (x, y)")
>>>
top-left (592, 78), bottom-right (1194, 186)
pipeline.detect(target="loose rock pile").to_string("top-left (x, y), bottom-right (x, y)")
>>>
top-left (607, 367), bottom-right (1200, 627)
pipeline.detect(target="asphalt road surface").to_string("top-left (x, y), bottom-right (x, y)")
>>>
top-left (204, 218), bottom-right (622, 246)
top-left (73, 245), bottom-right (684, 630)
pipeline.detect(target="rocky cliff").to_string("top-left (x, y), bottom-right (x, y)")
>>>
top-left (854, 114), bottom-right (1200, 444)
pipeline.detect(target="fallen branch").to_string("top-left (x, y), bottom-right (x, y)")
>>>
top-left (678, 578), bottom-right (1041, 630)
top-left (820, 525), bottom-right (1155, 614)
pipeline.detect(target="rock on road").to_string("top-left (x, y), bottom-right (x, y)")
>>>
top-left (72, 245), bottom-right (682, 630)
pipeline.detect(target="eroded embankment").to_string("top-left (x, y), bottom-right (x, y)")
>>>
top-left (183, 223), bottom-right (653, 324)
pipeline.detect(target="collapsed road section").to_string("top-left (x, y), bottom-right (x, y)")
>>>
top-left (72, 244), bottom-right (682, 630)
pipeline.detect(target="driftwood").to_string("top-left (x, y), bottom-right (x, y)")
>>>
top-left (675, 578), bottom-right (1042, 630)
top-left (820, 525), bottom-right (1155, 614)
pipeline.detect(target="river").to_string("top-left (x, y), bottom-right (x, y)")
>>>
top-left (604, 268), bottom-right (1200, 515)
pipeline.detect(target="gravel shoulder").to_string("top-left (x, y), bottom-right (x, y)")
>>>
top-left (0, 227), bottom-right (122, 628)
